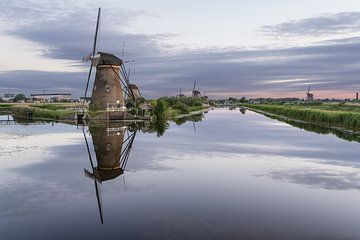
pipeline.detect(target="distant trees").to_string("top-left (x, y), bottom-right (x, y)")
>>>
top-left (13, 94), bottom-right (26, 102)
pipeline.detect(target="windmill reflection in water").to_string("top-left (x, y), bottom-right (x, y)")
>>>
top-left (82, 122), bottom-right (137, 224)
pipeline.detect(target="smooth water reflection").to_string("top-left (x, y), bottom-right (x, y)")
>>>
top-left (1, 109), bottom-right (360, 239)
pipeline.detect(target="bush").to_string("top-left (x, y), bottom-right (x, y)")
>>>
top-left (172, 102), bottom-right (189, 114)
top-left (193, 101), bottom-right (202, 107)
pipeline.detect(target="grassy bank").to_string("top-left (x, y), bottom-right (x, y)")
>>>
top-left (243, 103), bottom-right (360, 131)
top-left (0, 103), bottom-right (81, 121)
top-left (1, 98), bottom-right (209, 122)
top-left (265, 113), bottom-right (360, 143)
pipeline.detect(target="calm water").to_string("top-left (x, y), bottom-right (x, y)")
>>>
top-left (1, 108), bottom-right (360, 240)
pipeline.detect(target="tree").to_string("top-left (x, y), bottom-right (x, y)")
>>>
top-left (13, 94), bottom-right (26, 102)
top-left (239, 97), bottom-right (247, 103)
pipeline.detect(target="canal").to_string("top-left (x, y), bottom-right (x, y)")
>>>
top-left (1, 108), bottom-right (360, 239)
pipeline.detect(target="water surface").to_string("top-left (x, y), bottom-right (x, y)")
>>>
top-left (1, 108), bottom-right (360, 240)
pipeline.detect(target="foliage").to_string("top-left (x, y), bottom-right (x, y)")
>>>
top-left (13, 94), bottom-right (26, 102)
top-left (172, 102), bottom-right (190, 114)
top-left (149, 96), bottom-right (207, 119)
top-left (153, 100), bottom-right (167, 121)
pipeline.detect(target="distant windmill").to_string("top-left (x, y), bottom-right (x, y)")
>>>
top-left (192, 81), bottom-right (201, 98)
top-left (306, 85), bottom-right (314, 102)
top-left (127, 69), bottom-right (142, 101)
top-left (178, 87), bottom-right (184, 97)
top-left (82, 7), bottom-right (137, 114)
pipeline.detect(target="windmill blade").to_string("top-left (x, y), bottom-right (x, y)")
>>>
top-left (123, 175), bottom-right (127, 192)
top-left (122, 41), bottom-right (125, 57)
top-left (83, 128), bottom-right (95, 170)
top-left (307, 85), bottom-right (311, 93)
top-left (84, 168), bottom-right (95, 180)
top-left (82, 7), bottom-right (101, 104)
top-left (83, 64), bottom-right (93, 103)
top-left (92, 7), bottom-right (101, 56)
top-left (82, 53), bottom-right (92, 62)
top-left (83, 128), bottom-right (104, 224)
top-left (94, 180), bottom-right (104, 224)
top-left (193, 80), bottom-right (196, 92)
top-left (120, 65), bottom-right (130, 86)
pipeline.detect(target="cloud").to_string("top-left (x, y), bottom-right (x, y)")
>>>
top-left (0, 0), bottom-right (171, 61)
top-left (2, 40), bottom-right (360, 98)
top-left (1, 1), bottom-right (360, 98)
top-left (0, 70), bottom-right (85, 96)
top-left (262, 12), bottom-right (360, 37)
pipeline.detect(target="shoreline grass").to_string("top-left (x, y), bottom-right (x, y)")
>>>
top-left (243, 103), bottom-right (360, 131)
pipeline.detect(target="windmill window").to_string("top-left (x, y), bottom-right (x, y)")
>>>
top-left (106, 85), bottom-right (110, 92)
top-left (106, 144), bottom-right (111, 151)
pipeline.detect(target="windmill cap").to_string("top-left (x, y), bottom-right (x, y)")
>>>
top-left (95, 52), bottom-right (123, 66)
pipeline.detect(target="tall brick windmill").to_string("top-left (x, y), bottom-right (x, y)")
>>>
top-left (82, 8), bottom-right (136, 115)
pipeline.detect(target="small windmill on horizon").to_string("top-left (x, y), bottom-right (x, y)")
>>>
top-left (306, 85), bottom-right (314, 102)
top-left (192, 81), bottom-right (201, 98)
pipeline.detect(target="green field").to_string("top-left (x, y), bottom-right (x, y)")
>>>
top-left (243, 103), bottom-right (360, 131)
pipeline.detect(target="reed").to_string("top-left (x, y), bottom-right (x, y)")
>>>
top-left (244, 104), bottom-right (360, 130)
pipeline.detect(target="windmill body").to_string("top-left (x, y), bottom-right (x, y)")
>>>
top-left (306, 86), bottom-right (314, 102)
top-left (90, 125), bottom-right (125, 181)
top-left (90, 52), bottom-right (126, 114)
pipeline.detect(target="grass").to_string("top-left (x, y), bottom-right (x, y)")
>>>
top-left (1, 103), bottom-right (80, 121)
top-left (243, 103), bottom-right (360, 130)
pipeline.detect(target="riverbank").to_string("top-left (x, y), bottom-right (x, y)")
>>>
top-left (0, 102), bottom-right (209, 122)
top-left (242, 103), bottom-right (360, 131)
top-left (0, 103), bottom-right (81, 121)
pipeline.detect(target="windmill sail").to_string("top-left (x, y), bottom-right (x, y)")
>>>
top-left (83, 128), bottom-right (104, 224)
top-left (83, 7), bottom-right (102, 104)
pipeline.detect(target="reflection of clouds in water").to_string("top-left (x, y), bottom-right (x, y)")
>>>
top-left (0, 172), bottom-right (75, 218)
top-left (0, 145), bottom-right (39, 156)
top-left (261, 167), bottom-right (360, 191)
top-left (0, 132), bottom-right (83, 169)
top-left (220, 143), bottom-right (322, 153)
top-left (125, 140), bottom-right (174, 172)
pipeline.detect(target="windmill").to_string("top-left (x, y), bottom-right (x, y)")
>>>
top-left (239, 107), bottom-right (246, 114)
top-left (192, 81), bottom-right (201, 98)
top-left (83, 124), bottom-right (137, 224)
top-left (306, 85), bottom-right (314, 102)
top-left (178, 87), bottom-right (184, 97)
top-left (127, 69), bottom-right (142, 101)
top-left (82, 7), bottom-right (136, 115)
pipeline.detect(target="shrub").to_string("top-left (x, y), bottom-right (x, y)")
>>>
top-left (172, 102), bottom-right (189, 114)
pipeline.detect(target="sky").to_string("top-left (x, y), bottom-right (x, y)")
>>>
top-left (1, 0), bottom-right (360, 99)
